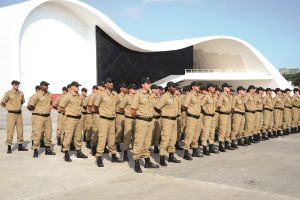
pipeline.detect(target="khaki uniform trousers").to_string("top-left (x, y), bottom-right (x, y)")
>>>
top-left (159, 118), bottom-right (177, 156)
top-left (273, 109), bottom-right (283, 131)
top-left (91, 114), bottom-right (99, 146)
top-left (152, 117), bottom-right (161, 146)
top-left (292, 107), bottom-right (299, 128)
top-left (225, 114), bottom-right (232, 142)
top-left (180, 111), bottom-right (187, 134)
top-left (183, 116), bottom-right (200, 150)
top-left (62, 117), bottom-right (82, 151)
top-left (262, 110), bottom-right (273, 133)
top-left (209, 112), bottom-right (219, 143)
top-left (6, 113), bottom-right (24, 145)
top-left (60, 114), bottom-right (67, 140)
top-left (231, 113), bottom-right (245, 140)
top-left (254, 111), bottom-right (263, 134)
top-left (176, 117), bottom-right (181, 141)
top-left (56, 112), bottom-right (63, 139)
top-left (133, 119), bottom-right (154, 160)
top-left (84, 114), bottom-right (93, 140)
top-left (201, 115), bottom-right (214, 146)
top-left (96, 118), bottom-right (116, 156)
top-left (218, 113), bottom-right (230, 142)
top-left (81, 113), bottom-right (87, 137)
top-left (123, 117), bottom-right (135, 151)
top-left (32, 115), bottom-right (52, 149)
top-left (244, 112), bottom-right (255, 137)
top-left (115, 114), bottom-right (125, 144)
top-left (283, 108), bottom-right (292, 130)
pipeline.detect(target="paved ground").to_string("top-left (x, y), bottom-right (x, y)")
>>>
top-left (1, 107), bottom-right (300, 200)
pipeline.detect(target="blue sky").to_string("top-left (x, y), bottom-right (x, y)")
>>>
top-left (1, 0), bottom-right (300, 68)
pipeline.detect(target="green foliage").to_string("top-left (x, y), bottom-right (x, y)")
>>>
top-left (283, 72), bottom-right (300, 86)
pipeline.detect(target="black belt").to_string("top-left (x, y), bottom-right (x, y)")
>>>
top-left (219, 111), bottom-right (230, 115)
top-left (255, 110), bottom-right (263, 112)
top-left (8, 110), bottom-right (21, 114)
top-left (66, 115), bottom-right (81, 119)
top-left (116, 112), bottom-right (124, 115)
top-left (161, 116), bottom-right (177, 120)
top-left (125, 115), bottom-right (135, 119)
top-left (234, 111), bottom-right (245, 115)
top-left (81, 112), bottom-right (88, 115)
top-left (264, 108), bottom-right (273, 112)
top-left (32, 113), bottom-right (50, 117)
top-left (284, 106), bottom-right (292, 109)
top-left (202, 112), bottom-right (215, 117)
top-left (187, 112), bottom-right (200, 119)
top-left (293, 106), bottom-right (300, 109)
top-left (153, 115), bottom-right (161, 119)
top-left (100, 116), bottom-right (115, 121)
top-left (136, 116), bottom-right (153, 122)
top-left (274, 107), bottom-right (284, 111)
top-left (245, 110), bottom-right (255, 114)
top-left (215, 110), bottom-right (220, 113)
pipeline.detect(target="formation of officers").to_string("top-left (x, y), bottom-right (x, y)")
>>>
top-left (1, 78), bottom-right (300, 173)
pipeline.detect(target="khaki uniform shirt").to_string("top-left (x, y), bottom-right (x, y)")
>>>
top-left (283, 95), bottom-right (292, 108)
top-left (1, 89), bottom-right (24, 111)
top-left (183, 91), bottom-right (200, 116)
top-left (292, 95), bottom-right (300, 108)
top-left (255, 94), bottom-right (263, 111)
top-left (150, 95), bottom-right (161, 117)
top-left (28, 90), bottom-right (52, 114)
top-left (263, 94), bottom-right (274, 110)
top-left (88, 92), bottom-right (99, 113)
top-left (244, 93), bottom-right (256, 111)
top-left (201, 93), bottom-right (215, 115)
top-left (94, 89), bottom-right (116, 117)
top-left (116, 92), bottom-right (126, 112)
top-left (155, 91), bottom-right (177, 117)
top-left (80, 95), bottom-right (87, 113)
top-left (217, 92), bottom-right (231, 113)
top-left (231, 95), bottom-right (245, 113)
top-left (60, 91), bottom-right (83, 116)
top-left (131, 90), bottom-right (153, 118)
top-left (83, 94), bottom-right (92, 113)
top-left (273, 95), bottom-right (284, 109)
top-left (53, 94), bottom-right (64, 109)
top-left (119, 93), bottom-right (134, 117)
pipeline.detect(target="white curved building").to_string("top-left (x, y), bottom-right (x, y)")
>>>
top-left (0, 0), bottom-right (291, 97)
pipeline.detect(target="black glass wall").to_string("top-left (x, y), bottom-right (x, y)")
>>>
top-left (96, 26), bottom-right (193, 87)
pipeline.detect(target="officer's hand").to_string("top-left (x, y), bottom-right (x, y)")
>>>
top-left (131, 109), bottom-right (137, 118)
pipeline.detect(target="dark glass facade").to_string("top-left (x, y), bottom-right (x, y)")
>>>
top-left (96, 26), bottom-right (193, 87)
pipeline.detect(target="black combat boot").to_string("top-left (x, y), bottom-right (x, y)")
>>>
top-left (57, 137), bottom-right (62, 146)
top-left (83, 134), bottom-right (86, 142)
top-left (7, 145), bottom-right (12, 154)
top-left (168, 152), bottom-right (181, 163)
top-left (218, 141), bottom-right (226, 152)
top-left (77, 150), bottom-right (88, 158)
top-left (183, 150), bottom-right (193, 160)
top-left (33, 149), bottom-right (38, 158)
top-left (116, 143), bottom-right (122, 152)
top-left (144, 157), bottom-right (159, 168)
top-left (225, 141), bottom-right (235, 150)
top-left (111, 153), bottom-right (123, 163)
top-left (86, 140), bottom-right (91, 149)
top-left (273, 131), bottom-right (278, 138)
top-left (256, 134), bottom-right (261, 142)
top-left (134, 159), bottom-right (142, 173)
top-left (96, 156), bottom-right (104, 167)
top-left (70, 143), bottom-right (75, 151)
top-left (287, 129), bottom-right (291, 135)
top-left (40, 140), bottom-right (45, 148)
top-left (268, 132), bottom-right (274, 138)
top-left (123, 151), bottom-right (129, 161)
top-left (192, 148), bottom-right (203, 157)
top-left (237, 139), bottom-right (246, 146)
top-left (203, 146), bottom-right (211, 156)
top-left (209, 144), bottom-right (219, 154)
top-left (231, 140), bottom-right (238, 149)
top-left (160, 156), bottom-right (167, 166)
top-left (175, 141), bottom-right (183, 150)
top-left (45, 146), bottom-right (56, 155)
top-left (104, 145), bottom-right (109, 153)
top-left (18, 144), bottom-right (28, 151)
top-left (262, 133), bottom-right (269, 140)
top-left (153, 146), bottom-right (159, 154)
top-left (91, 145), bottom-right (97, 156)
top-left (64, 151), bottom-right (72, 162)
top-left (245, 137), bottom-right (251, 145)
top-left (277, 130), bottom-right (283, 137)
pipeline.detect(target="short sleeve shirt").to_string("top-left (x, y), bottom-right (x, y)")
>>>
top-left (131, 90), bottom-right (153, 118)
top-left (1, 89), bottom-right (24, 111)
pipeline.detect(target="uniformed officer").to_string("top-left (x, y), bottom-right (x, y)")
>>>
top-left (178, 85), bottom-right (190, 146)
top-left (59, 81), bottom-right (88, 162)
top-left (231, 86), bottom-right (246, 147)
top-left (150, 84), bottom-right (161, 154)
top-left (1, 80), bottom-right (27, 153)
top-left (291, 88), bottom-right (300, 133)
top-left (200, 83), bottom-right (217, 156)
top-left (273, 88), bottom-right (284, 137)
top-left (174, 85), bottom-right (184, 150)
top-left (225, 88), bottom-right (234, 150)
top-left (254, 87), bottom-right (264, 142)
top-left (94, 78), bottom-right (122, 167)
top-left (182, 81), bottom-right (202, 160)
top-left (115, 83), bottom-right (127, 152)
top-left (80, 88), bottom-right (89, 142)
top-left (118, 84), bottom-right (137, 161)
top-left (283, 88), bottom-right (292, 135)
top-left (27, 81), bottom-right (55, 157)
top-left (131, 77), bottom-right (159, 173)
top-left (29, 85), bottom-right (42, 146)
top-left (216, 83), bottom-right (232, 152)
top-left (244, 85), bottom-right (257, 145)
top-left (154, 81), bottom-right (181, 166)
top-left (211, 87), bottom-right (221, 145)
top-left (261, 88), bottom-right (274, 139)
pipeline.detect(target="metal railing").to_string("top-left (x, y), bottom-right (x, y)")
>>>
top-left (185, 68), bottom-right (267, 74)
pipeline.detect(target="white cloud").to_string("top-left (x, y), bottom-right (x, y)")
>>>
top-left (141, 0), bottom-right (200, 4)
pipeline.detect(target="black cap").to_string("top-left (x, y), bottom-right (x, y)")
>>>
top-left (40, 81), bottom-right (50, 86)
top-left (158, 86), bottom-right (164, 91)
top-left (248, 85), bottom-right (256, 90)
top-left (35, 85), bottom-right (41, 90)
top-left (62, 86), bottom-right (67, 91)
top-left (183, 85), bottom-right (190, 92)
top-left (127, 84), bottom-right (137, 90)
top-left (11, 80), bottom-right (20, 85)
top-left (70, 81), bottom-right (81, 87)
top-left (293, 88), bottom-right (299, 92)
top-left (207, 83), bottom-right (215, 89)
top-left (284, 88), bottom-right (291, 93)
top-left (119, 83), bottom-right (126, 89)
top-left (256, 87), bottom-right (265, 91)
top-left (237, 86), bottom-right (246, 91)
top-left (274, 88), bottom-right (282, 93)
top-left (265, 88), bottom-right (274, 92)
top-left (191, 81), bottom-right (201, 87)
top-left (151, 84), bottom-right (158, 90)
top-left (104, 78), bottom-right (113, 84)
top-left (67, 84), bottom-right (71, 89)
top-left (81, 88), bottom-right (88, 93)
top-left (166, 82), bottom-right (177, 88)
top-left (200, 85), bottom-right (207, 91)
top-left (141, 77), bottom-right (151, 84)
top-left (222, 83), bottom-right (231, 88)
top-left (97, 81), bottom-right (105, 87)
top-left (215, 86), bottom-right (221, 92)
top-left (92, 85), bottom-right (98, 90)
